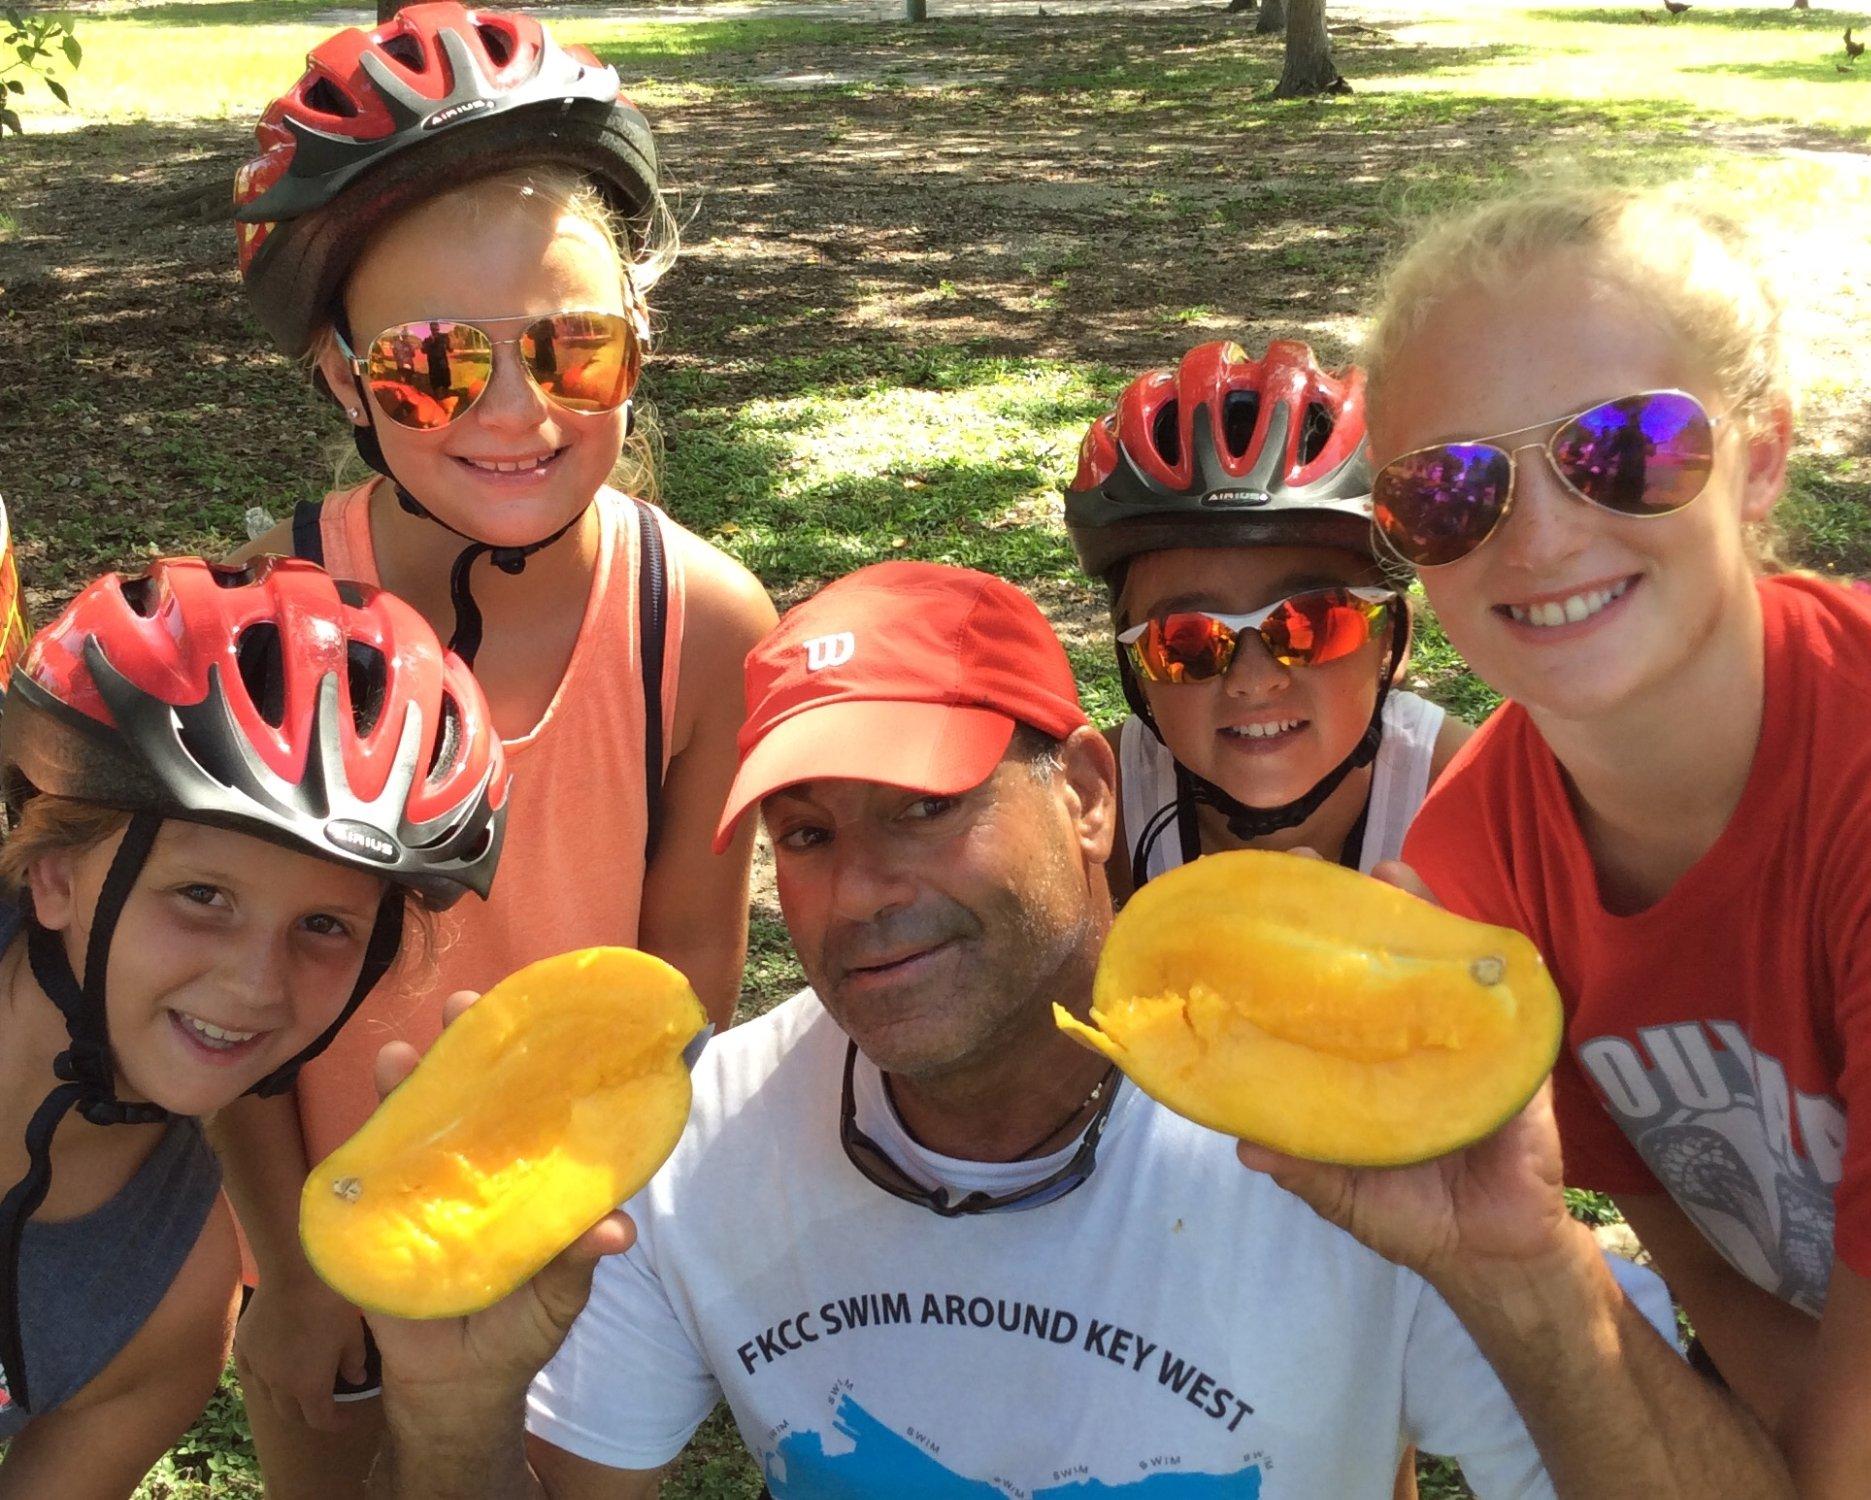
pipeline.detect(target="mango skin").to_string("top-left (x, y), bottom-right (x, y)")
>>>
top-left (1057, 850), bottom-right (1563, 1166)
top-left (300, 947), bottom-right (706, 1319)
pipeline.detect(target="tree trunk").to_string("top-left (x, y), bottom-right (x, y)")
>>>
top-left (1226, 0), bottom-right (1259, 14)
top-left (1254, 0), bottom-right (1286, 34)
top-left (905, 0), bottom-right (928, 18)
top-left (378, 0), bottom-right (404, 21)
top-left (1273, 0), bottom-right (1350, 96)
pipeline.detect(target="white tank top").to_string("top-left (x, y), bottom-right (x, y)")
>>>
top-left (1119, 689), bottom-right (1446, 886)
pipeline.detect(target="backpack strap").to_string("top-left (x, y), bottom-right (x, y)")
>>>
top-left (290, 500), bottom-right (326, 567)
top-left (634, 499), bottom-right (669, 867)
top-left (292, 495), bottom-right (666, 862)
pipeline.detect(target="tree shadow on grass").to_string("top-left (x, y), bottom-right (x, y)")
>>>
top-left (656, 356), bottom-right (1098, 591)
top-left (0, 121), bottom-right (321, 603)
top-left (4, 10), bottom-right (1868, 616)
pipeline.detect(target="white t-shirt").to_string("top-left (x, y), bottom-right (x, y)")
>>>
top-left (1121, 690), bottom-right (1448, 886)
top-left (528, 991), bottom-right (1674, 1497)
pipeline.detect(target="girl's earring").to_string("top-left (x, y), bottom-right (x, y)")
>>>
top-left (347, 406), bottom-right (362, 422)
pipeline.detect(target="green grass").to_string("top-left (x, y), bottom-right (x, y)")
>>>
top-left (1779, 453), bottom-right (1871, 576)
top-left (0, 0), bottom-right (1860, 1495)
top-left (14, 12), bottom-right (853, 121)
top-left (1377, 6), bottom-right (1871, 139)
top-left (657, 348), bottom-right (1111, 587)
top-left (134, 1369), bottom-right (262, 1500)
top-left (26, 2), bottom-right (1870, 140)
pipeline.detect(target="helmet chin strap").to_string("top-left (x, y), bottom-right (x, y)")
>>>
top-left (1123, 607), bottom-right (1407, 892)
top-left (389, 482), bottom-right (579, 668)
top-left (341, 327), bottom-right (592, 668)
top-left (0, 814), bottom-right (165, 1415)
top-left (0, 809), bottom-right (402, 1414)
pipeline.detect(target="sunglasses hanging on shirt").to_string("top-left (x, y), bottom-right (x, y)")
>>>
top-left (838, 1042), bottom-right (1121, 1217)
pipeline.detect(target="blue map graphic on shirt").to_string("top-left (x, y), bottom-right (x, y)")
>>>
top-left (762, 1394), bottom-right (1262, 1498)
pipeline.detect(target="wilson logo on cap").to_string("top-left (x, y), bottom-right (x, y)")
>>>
top-left (802, 632), bottom-right (855, 672)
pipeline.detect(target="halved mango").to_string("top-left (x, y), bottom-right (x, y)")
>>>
top-left (1056, 851), bottom-right (1562, 1166)
top-left (301, 947), bottom-right (705, 1318)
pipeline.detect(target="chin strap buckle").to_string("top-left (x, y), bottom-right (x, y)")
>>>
top-left (50, 1039), bottom-right (110, 1090)
top-left (52, 1043), bottom-right (166, 1126)
top-left (78, 1097), bottom-right (167, 1128)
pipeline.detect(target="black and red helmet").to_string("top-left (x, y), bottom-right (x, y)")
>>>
top-left (0, 557), bottom-right (510, 1412)
top-left (234, 2), bottom-right (659, 357)
top-left (1064, 340), bottom-right (1374, 582)
top-left (2, 555), bottom-right (508, 908)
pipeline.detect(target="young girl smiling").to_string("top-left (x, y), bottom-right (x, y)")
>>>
top-left (0, 555), bottom-right (504, 1496)
top-left (1377, 188), bottom-right (1871, 1489)
top-left (1065, 339), bottom-right (1470, 900)
top-left (226, 7), bottom-right (774, 1491)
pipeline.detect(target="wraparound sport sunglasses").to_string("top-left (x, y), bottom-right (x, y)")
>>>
top-left (336, 309), bottom-right (642, 432)
top-left (839, 1042), bottom-right (1121, 1216)
top-left (1371, 389), bottom-right (1722, 569)
top-left (1118, 586), bottom-right (1397, 684)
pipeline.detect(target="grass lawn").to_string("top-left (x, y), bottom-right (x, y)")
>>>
top-left (2, 0), bottom-right (1867, 1494)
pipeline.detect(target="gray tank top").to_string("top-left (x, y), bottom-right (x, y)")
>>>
top-left (0, 914), bottom-right (222, 1436)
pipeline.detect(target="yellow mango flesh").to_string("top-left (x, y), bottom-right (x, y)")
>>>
top-left (1056, 850), bottom-right (1562, 1166)
top-left (300, 947), bottom-right (705, 1318)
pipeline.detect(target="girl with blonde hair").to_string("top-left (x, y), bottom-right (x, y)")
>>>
top-left (1379, 186), bottom-right (1871, 1487)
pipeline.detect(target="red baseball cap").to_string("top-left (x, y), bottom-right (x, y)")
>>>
top-left (713, 562), bottom-right (1089, 851)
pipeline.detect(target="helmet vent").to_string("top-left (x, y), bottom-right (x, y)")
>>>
top-left (1222, 392), bottom-right (1261, 458)
top-left (118, 576), bottom-right (159, 619)
top-left (236, 623), bottom-right (288, 728)
top-left (380, 33), bottom-right (426, 72)
top-left (334, 580), bottom-right (371, 609)
top-left (1151, 400), bottom-right (1182, 467)
top-left (1298, 404), bottom-right (1333, 465)
top-left (426, 696), bottom-right (463, 782)
top-left (346, 641), bottom-right (388, 738)
top-left (304, 77), bottom-right (358, 118)
top-left (208, 562), bottom-right (257, 588)
top-left (476, 22), bottom-right (514, 66)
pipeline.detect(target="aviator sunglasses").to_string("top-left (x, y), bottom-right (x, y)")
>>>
top-left (337, 309), bottom-right (643, 432)
top-left (1372, 389), bottom-right (1721, 569)
top-left (1118, 586), bottom-right (1396, 685)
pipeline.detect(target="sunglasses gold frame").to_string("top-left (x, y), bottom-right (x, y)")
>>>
top-left (335, 307), bottom-right (644, 431)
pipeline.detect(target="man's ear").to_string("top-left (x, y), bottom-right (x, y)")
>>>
top-left (1057, 724), bottom-right (1118, 866)
top-left (26, 847), bottom-right (81, 933)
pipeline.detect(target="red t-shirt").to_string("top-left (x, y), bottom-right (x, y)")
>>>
top-left (1404, 574), bottom-right (1871, 1314)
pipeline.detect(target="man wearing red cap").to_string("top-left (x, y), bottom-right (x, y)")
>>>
top-left (363, 564), bottom-right (1795, 1499)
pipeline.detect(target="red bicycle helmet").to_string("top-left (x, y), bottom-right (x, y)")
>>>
top-left (1064, 340), bottom-right (1374, 582)
top-left (0, 556), bottom-right (510, 1415)
top-left (3, 555), bottom-right (507, 907)
top-left (235, 2), bottom-right (660, 358)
